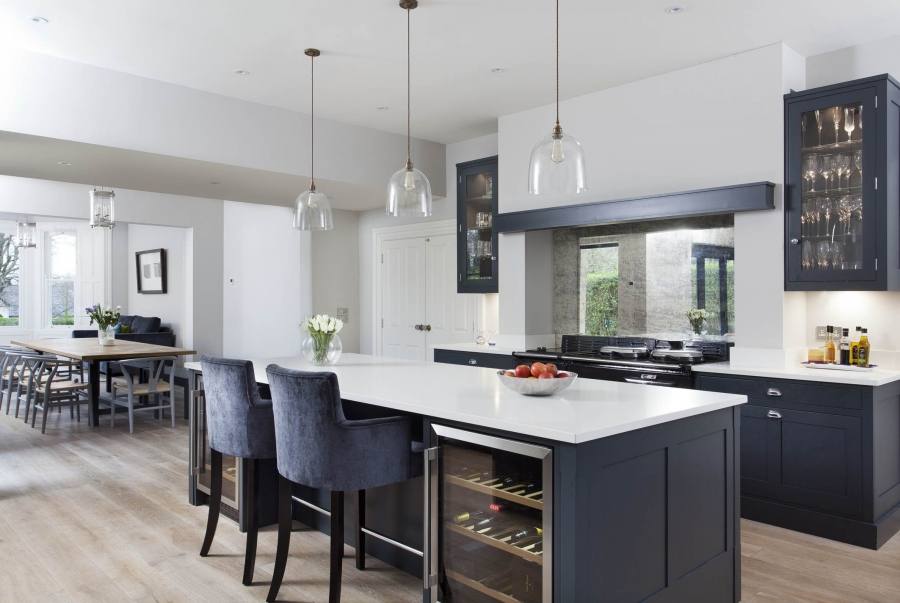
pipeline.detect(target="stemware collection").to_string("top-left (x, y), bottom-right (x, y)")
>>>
top-left (799, 103), bottom-right (865, 272)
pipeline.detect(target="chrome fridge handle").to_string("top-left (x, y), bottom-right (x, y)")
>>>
top-left (423, 446), bottom-right (439, 602)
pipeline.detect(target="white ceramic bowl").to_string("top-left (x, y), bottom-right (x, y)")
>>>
top-left (497, 370), bottom-right (578, 397)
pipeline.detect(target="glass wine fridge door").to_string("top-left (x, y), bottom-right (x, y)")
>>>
top-left (786, 88), bottom-right (878, 284)
top-left (191, 375), bottom-right (240, 511)
top-left (426, 424), bottom-right (552, 603)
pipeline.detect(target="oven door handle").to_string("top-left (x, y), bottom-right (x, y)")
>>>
top-left (624, 377), bottom-right (677, 387)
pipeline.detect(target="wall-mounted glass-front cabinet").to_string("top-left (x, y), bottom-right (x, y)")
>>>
top-left (457, 156), bottom-right (498, 293)
top-left (785, 74), bottom-right (900, 291)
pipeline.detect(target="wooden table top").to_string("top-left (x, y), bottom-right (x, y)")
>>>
top-left (11, 338), bottom-right (196, 361)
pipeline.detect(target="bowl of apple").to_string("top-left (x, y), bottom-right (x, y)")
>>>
top-left (498, 362), bottom-right (577, 396)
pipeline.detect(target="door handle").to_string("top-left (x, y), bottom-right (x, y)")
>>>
top-left (468, 359), bottom-right (477, 365)
top-left (414, 324), bottom-right (423, 331)
top-left (424, 324), bottom-right (432, 332)
top-left (766, 388), bottom-right (782, 397)
top-left (423, 446), bottom-right (439, 599)
top-left (624, 377), bottom-right (676, 387)
top-left (767, 410), bottom-right (783, 419)
top-left (790, 238), bottom-right (801, 245)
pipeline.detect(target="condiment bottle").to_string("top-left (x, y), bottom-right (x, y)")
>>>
top-left (824, 325), bottom-right (836, 364)
top-left (858, 328), bottom-right (871, 368)
top-left (850, 326), bottom-right (861, 365)
top-left (839, 328), bottom-right (851, 365)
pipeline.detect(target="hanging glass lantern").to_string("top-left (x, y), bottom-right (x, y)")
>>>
top-left (15, 221), bottom-right (37, 248)
top-left (89, 188), bottom-right (116, 228)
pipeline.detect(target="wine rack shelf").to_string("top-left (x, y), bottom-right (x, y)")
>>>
top-left (446, 474), bottom-right (544, 510)
top-left (446, 522), bottom-right (543, 565)
top-left (445, 569), bottom-right (521, 603)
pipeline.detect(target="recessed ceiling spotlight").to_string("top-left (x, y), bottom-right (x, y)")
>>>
top-left (210, 181), bottom-right (221, 185)
top-left (376, 106), bottom-right (389, 111)
top-left (490, 67), bottom-right (506, 74)
top-left (665, 5), bottom-right (686, 14)
top-left (233, 69), bottom-right (250, 76)
top-left (31, 16), bottom-right (49, 24)
top-left (57, 161), bottom-right (71, 166)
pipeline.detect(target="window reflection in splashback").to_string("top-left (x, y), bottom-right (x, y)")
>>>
top-left (553, 215), bottom-right (734, 341)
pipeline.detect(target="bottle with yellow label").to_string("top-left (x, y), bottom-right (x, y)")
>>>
top-left (824, 325), bottom-right (836, 364)
top-left (850, 326), bottom-right (861, 365)
top-left (857, 328), bottom-right (871, 368)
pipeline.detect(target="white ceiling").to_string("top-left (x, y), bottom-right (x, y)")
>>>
top-left (2, 1), bottom-right (900, 144)
top-left (0, 131), bottom-right (383, 210)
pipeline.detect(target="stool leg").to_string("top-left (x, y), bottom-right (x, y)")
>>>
top-left (199, 449), bottom-right (223, 557)
top-left (355, 490), bottom-right (366, 570)
top-left (329, 490), bottom-right (344, 603)
top-left (242, 458), bottom-right (258, 586)
top-left (266, 475), bottom-right (293, 603)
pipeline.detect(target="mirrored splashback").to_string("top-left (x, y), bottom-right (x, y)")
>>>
top-left (553, 215), bottom-right (734, 340)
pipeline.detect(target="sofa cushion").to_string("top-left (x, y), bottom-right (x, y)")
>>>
top-left (131, 316), bottom-right (161, 333)
top-left (118, 315), bottom-right (136, 330)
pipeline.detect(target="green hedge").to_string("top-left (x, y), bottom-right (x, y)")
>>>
top-left (585, 274), bottom-right (618, 336)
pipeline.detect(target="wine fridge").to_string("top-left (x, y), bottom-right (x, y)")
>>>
top-left (424, 425), bottom-right (552, 603)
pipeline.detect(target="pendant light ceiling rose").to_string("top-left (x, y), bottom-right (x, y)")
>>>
top-left (294, 47), bottom-right (333, 230)
top-left (399, 0), bottom-right (418, 9)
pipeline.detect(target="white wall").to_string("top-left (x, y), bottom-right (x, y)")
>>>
top-left (497, 43), bottom-right (806, 359)
top-left (358, 133), bottom-right (498, 354)
top-left (0, 175), bottom-right (224, 354)
top-left (312, 209), bottom-right (360, 353)
top-left (222, 201), bottom-right (310, 359)
top-left (126, 224), bottom-right (193, 349)
top-left (807, 34), bottom-right (900, 89)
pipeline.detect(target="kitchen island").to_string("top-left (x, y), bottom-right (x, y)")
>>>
top-left (187, 353), bottom-right (746, 602)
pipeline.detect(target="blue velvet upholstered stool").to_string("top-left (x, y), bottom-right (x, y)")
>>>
top-left (198, 356), bottom-right (276, 586)
top-left (265, 365), bottom-right (415, 603)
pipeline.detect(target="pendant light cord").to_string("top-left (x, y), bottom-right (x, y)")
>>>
top-left (406, 6), bottom-right (412, 169)
top-left (310, 52), bottom-right (316, 191)
top-left (555, 0), bottom-right (559, 127)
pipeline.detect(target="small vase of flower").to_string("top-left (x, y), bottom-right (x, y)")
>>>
top-left (86, 304), bottom-right (121, 346)
top-left (687, 308), bottom-right (709, 339)
top-left (302, 314), bottom-right (344, 365)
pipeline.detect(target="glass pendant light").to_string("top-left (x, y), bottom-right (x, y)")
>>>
top-left (89, 187), bottom-right (116, 228)
top-left (528, 0), bottom-right (587, 195)
top-left (294, 48), bottom-right (334, 231)
top-left (15, 220), bottom-right (37, 248)
top-left (387, 0), bottom-right (432, 217)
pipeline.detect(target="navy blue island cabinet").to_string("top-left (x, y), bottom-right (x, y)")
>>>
top-left (784, 74), bottom-right (900, 291)
top-left (696, 372), bottom-right (900, 549)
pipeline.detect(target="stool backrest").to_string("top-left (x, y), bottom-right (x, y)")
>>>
top-left (199, 355), bottom-right (275, 460)
top-left (265, 365), bottom-right (345, 487)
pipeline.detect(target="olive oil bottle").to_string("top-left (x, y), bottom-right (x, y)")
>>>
top-left (850, 326), bottom-right (862, 365)
top-left (858, 328), bottom-right (871, 368)
top-left (824, 325), bottom-right (836, 364)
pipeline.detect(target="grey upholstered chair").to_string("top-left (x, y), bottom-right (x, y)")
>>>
top-left (198, 356), bottom-right (276, 587)
top-left (265, 365), bottom-right (413, 603)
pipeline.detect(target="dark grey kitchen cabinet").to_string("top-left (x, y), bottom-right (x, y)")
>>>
top-left (784, 74), bottom-right (900, 291)
top-left (457, 156), bottom-right (498, 293)
top-left (433, 348), bottom-right (514, 370)
top-left (695, 372), bottom-right (900, 549)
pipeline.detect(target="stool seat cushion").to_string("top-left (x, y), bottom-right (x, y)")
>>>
top-left (266, 365), bottom-right (412, 492)
top-left (200, 356), bottom-right (276, 460)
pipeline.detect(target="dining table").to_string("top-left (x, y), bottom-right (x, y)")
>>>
top-left (11, 337), bottom-right (196, 427)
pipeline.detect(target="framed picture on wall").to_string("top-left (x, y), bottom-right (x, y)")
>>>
top-left (136, 248), bottom-right (167, 294)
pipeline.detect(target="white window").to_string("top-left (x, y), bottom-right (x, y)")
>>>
top-left (0, 226), bottom-right (22, 328)
top-left (45, 230), bottom-right (77, 327)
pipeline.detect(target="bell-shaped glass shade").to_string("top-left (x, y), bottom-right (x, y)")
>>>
top-left (528, 131), bottom-right (587, 195)
top-left (89, 189), bottom-right (116, 228)
top-left (387, 166), bottom-right (432, 217)
top-left (293, 188), bottom-right (333, 231)
top-left (15, 222), bottom-right (37, 248)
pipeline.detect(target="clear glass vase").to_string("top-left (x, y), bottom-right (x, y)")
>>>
top-left (98, 325), bottom-right (116, 346)
top-left (302, 332), bottom-right (342, 366)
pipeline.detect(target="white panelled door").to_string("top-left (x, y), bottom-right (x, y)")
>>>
top-left (380, 233), bottom-right (475, 361)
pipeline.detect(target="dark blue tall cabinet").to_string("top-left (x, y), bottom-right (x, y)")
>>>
top-left (457, 156), bottom-right (499, 293)
top-left (785, 74), bottom-right (900, 290)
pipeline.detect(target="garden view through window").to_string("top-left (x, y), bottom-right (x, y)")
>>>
top-left (0, 232), bottom-right (21, 326)
top-left (579, 243), bottom-right (619, 336)
top-left (47, 230), bottom-right (76, 326)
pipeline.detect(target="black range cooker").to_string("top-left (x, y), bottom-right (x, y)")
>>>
top-left (513, 335), bottom-right (731, 388)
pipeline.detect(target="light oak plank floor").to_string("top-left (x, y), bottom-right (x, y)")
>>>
top-left (1, 410), bottom-right (898, 602)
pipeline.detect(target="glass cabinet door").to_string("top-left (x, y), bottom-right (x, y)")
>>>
top-left (428, 425), bottom-right (551, 603)
top-left (458, 157), bottom-right (498, 293)
top-left (193, 377), bottom-right (240, 510)
top-left (786, 88), bottom-right (878, 286)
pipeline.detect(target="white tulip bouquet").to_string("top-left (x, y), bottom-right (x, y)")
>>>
top-left (304, 314), bottom-right (344, 364)
top-left (687, 308), bottom-right (709, 335)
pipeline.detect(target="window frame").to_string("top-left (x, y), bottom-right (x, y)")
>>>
top-left (691, 243), bottom-right (734, 335)
top-left (578, 240), bottom-right (620, 336)
top-left (42, 228), bottom-right (79, 330)
top-left (0, 222), bottom-right (25, 332)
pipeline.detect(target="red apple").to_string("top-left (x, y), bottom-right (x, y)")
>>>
top-left (556, 371), bottom-right (569, 378)
top-left (530, 362), bottom-right (547, 377)
top-left (538, 372), bottom-right (554, 379)
top-left (514, 364), bottom-right (532, 378)
top-left (545, 363), bottom-right (558, 377)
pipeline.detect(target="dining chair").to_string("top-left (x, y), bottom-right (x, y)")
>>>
top-left (4, 350), bottom-right (48, 418)
top-left (26, 357), bottom-right (90, 434)
top-left (109, 356), bottom-right (177, 433)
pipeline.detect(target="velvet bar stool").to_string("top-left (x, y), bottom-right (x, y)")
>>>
top-left (198, 356), bottom-right (276, 586)
top-left (265, 365), bottom-right (413, 603)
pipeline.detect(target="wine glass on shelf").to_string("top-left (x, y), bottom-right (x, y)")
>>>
top-left (832, 106), bottom-right (842, 145)
top-left (801, 239), bottom-right (813, 270)
top-left (858, 105), bottom-right (863, 136)
top-left (836, 154), bottom-right (850, 190)
top-left (854, 150), bottom-right (862, 182)
top-left (844, 107), bottom-right (855, 142)
top-left (830, 242), bottom-right (845, 271)
top-left (816, 241), bottom-right (831, 269)
top-left (819, 154), bottom-right (833, 194)
top-left (804, 154), bottom-right (818, 192)
top-left (815, 109), bottom-right (823, 146)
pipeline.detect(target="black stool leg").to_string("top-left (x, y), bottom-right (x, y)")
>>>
top-left (267, 475), bottom-right (293, 603)
top-left (355, 490), bottom-right (366, 570)
top-left (199, 449), bottom-right (222, 557)
top-left (242, 458), bottom-right (258, 586)
top-left (329, 491), bottom-right (344, 603)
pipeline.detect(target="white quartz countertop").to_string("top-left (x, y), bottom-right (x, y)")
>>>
top-left (186, 353), bottom-right (745, 444)
top-left (692, 361), bottom-right (900, 387)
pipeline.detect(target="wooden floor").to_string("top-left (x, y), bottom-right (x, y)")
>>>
top-left (1, 410), bottom-right (898, 602)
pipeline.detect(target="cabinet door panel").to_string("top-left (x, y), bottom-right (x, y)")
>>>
top-left (740, 406), bottom-right (773, 491)
top-left (457, 157), bottom-right (498, 293)
top-left (774, 408), bottom-right (862, 516)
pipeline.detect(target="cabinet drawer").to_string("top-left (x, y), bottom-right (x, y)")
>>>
top-left (433, 349), bottom-right (513, 370)
top-left (761, 379), bottom-right (863, 410)
top-left (694, 374), bottom-right (767, 398)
